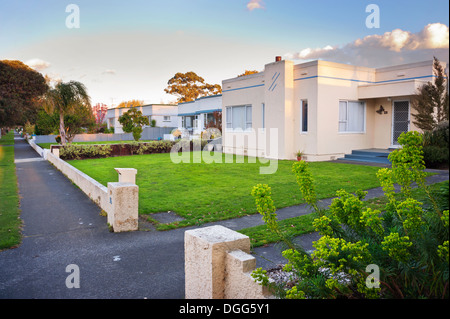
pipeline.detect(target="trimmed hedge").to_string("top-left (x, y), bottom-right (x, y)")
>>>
top-left (58, 139), bottom-right (209, 160)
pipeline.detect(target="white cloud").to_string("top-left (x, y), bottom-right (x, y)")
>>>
top-left (247, 0), bottom-right (264, 11)
top-left (102, 69), bottom-right (116, 75)
top-left (286, 23), bottom-right (449, 67)
top-left (25, 58), bottom-right (51, 71)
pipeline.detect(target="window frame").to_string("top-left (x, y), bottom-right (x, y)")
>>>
top-left (338, 100), bottom-right (366, 134)
top-left (225, 105), bottom-right (252, 132)
top-left (300, 99), bottom-right (308, 133)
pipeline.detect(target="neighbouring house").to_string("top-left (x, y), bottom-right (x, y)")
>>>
top-left (222, 57), bottom-right (447, 161)
top-left (177, 94), bottom-right (222, 137)
top-left (106, 103), bottom-right (178, 134)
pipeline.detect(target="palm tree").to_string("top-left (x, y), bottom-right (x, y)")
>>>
top-left (42, 81), bottom-right (91, 145)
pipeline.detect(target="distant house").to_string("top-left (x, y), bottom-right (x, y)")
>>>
top-left (222, 57), bottom-right (447, 161)
top-left (106, 104), bottom-right (178, 134)
top-left (177, 94), bottom-right (222, 136)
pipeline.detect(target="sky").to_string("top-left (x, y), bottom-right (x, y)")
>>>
top-left (1, 0), bottom-right (449, 106)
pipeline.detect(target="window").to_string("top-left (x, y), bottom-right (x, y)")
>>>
top-left (262, 103), bottom-right (265, 130)
top-left (163, 116), bottom-right (171, 122)
top-left (301, 100), bottom-right (308, 133)
top-left (226, 105), bottom-right (252, 131)
top-left (339, 101), bottom-right (365, 133)
top-left (183, 116), bottom-right (195, 128)
top-left (204, 113), bottom-right (215, 127)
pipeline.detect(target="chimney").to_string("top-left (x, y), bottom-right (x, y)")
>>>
top-left (275, 56), bottom-right (282, 62)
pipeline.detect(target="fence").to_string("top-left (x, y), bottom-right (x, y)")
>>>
top-left (34, 127), bottom-right (176, 144)
top-left (45, 146), bottom-right (139, 232)
top-left (184, 225), bottom-right (273, 299)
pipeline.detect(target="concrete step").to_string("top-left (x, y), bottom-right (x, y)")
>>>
top-left (338, 149), bottom-right (392, 164)
top-left (339, 155), bottom-right (391, 164)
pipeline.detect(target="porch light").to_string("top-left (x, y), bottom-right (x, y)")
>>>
top-left (376, 105), bottom-right (388, 114)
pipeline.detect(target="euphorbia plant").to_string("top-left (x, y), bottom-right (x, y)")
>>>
top-left (251, 131), bottom-right (449, 299)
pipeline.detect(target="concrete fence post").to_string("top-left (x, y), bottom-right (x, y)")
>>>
top-left (184, 225), bottom-right (271, 299)
top-left (107, 182), bottom-right (139, 232)
top-left (114, 168), bottom-right (137, 184)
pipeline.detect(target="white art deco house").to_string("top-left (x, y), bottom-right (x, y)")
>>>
top-left (222, 57), bottom-right (446, 162)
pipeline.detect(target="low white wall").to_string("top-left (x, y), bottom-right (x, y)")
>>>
top-left (27, 138), bottom-right (139, 232)
top-left (28, 137), bottom-right (48, 159)
top-left (47, 151), bottom-right (109, 212)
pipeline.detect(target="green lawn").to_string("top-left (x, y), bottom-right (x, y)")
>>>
top-left (37, 140), bottom-right (155, 149)
top-left (0, 132), bottom-right (21, 250)
top-left (68, 152), bottom-right (382, 230)
top-left (0, 131), bottom-right (14, 145)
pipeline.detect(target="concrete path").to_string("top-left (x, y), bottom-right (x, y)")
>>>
top-left (0, 136), bottom-right (448, 299)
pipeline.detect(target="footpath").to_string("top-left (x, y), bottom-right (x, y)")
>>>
top-left (0, 135), bottom-right (448, 298)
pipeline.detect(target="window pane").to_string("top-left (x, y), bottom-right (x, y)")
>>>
top-left (232, 106), bottom-right (245, 129)
top-left (347, 101), bottom-right (364, 132)
top-left (262, 103), bottom-right (265, 129)
top-left (339, 101), bottom-right (347, 132)
top-left (246, 106), bottom-right (252, 129)
top-left (301, 100), bottom-right (308, 132)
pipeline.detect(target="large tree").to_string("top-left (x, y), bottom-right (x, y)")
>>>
top-left (41, 81), bottom-right (91, 145)
top-left (164, 71), bottom-right (221, 103)
top-left (116, 99), bottom-right (144, 108)
top-left (0, 60), bottom-right (48, 129)
top-left (411, 57), bottom-right (449, 132)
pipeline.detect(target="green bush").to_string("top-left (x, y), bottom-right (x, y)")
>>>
top-left (423, 121), bottom-right (449, 168)
top-left (423, 145), bottom-right (449, 168)
top-left (60, 144), bottom-right (112, 160)
top-left (251, 131), bottom-right (449, 299)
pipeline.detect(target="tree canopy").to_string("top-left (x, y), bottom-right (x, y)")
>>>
top-left (237, 70), bottom-right (259, 77)
top-left (164, 71), bottom-right (221, 103)
top-left (116, 99), bottom-right (144, 108)
top-left (118, 107), bottom-right (149, 141)
top-left (0, 60), bottom-right (48, 127)
top-left (41, 81), bottom-right (91, 145)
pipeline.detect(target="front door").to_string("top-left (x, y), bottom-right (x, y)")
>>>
top-left (392, 100), bottom-right (410, 146)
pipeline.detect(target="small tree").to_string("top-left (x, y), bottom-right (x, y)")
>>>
top-left (41, 81), bottom-right (91, 145)
top-left (412, 57), bottom-right (449, 132)
top-left (118, 108), bottom-right (149, 141)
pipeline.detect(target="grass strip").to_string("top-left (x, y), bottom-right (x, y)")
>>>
top-left (0, 132), bottom-right (21, 250)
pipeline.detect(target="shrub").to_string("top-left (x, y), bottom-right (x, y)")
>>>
top-left (423, 121), bottom-right (449, 168)
top-left (60, 144), bottom-right (112, 160)
top-left (251, 131), bottom-right (449, 299)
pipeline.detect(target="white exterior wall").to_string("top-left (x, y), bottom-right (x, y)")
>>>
top-left (106, 104), bottom-right (178, 133)
top-left (178, 95), bottom-right (222, 135)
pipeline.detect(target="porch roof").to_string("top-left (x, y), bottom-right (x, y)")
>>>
top-left (358, 79), bottom-right (428, 99)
